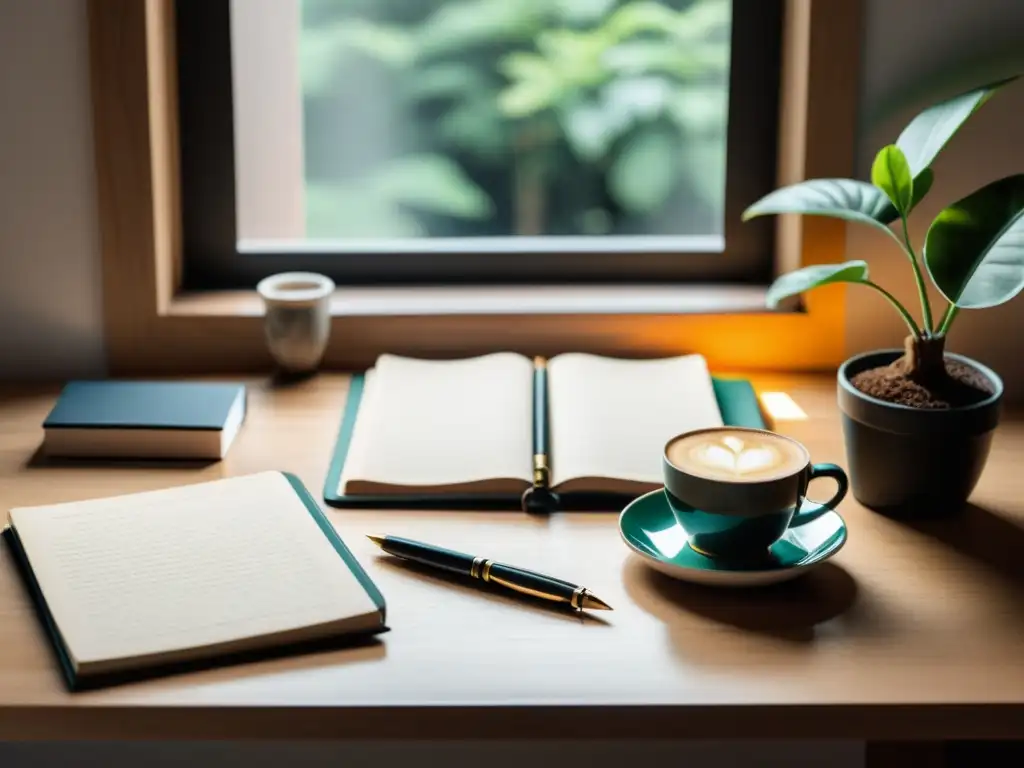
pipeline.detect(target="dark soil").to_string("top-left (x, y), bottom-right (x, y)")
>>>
top-left (851, 357), bottom-right (995, 409)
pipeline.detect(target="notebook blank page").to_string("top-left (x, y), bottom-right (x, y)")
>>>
top-left (547, 354), bottom-right (724, 490)
top-left (340, 353), bottom-right (533, 493)
top-left (9, 472), bottom-right (376, 666)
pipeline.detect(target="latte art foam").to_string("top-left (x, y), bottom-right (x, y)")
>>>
top-left (667, 430), bottom-right (806, 482)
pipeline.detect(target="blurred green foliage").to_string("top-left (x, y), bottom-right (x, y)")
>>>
top-left (300, 0), bottom-right (731, 239)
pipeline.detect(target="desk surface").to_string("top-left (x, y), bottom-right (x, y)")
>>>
top-left (1, 373), bottom-right (1022, 741)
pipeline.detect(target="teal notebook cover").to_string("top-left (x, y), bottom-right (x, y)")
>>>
top-left (4, 472), bottom-right (386, 691)
top-left (323, 372), bottom-right (766, 511)
top-left (44, 381), bottom-right (245, 430)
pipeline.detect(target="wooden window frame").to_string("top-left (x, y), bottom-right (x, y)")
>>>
top-left (90, 0), bottom-right (862, 375)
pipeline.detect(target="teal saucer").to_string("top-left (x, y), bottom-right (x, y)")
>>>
top-left (619, 489), bottom-right (847, 587)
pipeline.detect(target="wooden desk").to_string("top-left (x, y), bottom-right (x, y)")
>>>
top-left (1, 374), bottom-right (1022, 748)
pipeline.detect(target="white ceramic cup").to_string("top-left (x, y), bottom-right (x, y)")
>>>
top-left (256, 272), bottom-right (335, 374)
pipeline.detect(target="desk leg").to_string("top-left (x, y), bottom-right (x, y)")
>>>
top-left (865, 742), bottom-right (944, 768)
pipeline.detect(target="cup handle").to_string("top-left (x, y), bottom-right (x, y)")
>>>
top-left (791, 463), bottom-right (849, 525)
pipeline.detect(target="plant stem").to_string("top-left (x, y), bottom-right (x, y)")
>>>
top-left (937, 303), bottom-right (960, 335)
top-left (862, 280), bottom-right (922, 338)
top-left (902, 333), bottom-right (948, 383)
top-left (899, 214), bottom-right (934, 334)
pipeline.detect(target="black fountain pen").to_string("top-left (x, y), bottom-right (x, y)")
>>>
top-left (367, 535), bottom-right (613, 612)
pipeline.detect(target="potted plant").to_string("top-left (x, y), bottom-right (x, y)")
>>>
top-left (743, 76), bottom-right (1022, 515)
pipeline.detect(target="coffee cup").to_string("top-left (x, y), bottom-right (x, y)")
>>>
top-left (256, 272), bottom-right (335, 374)
top-left (662, 427), bottom-right (848, 558)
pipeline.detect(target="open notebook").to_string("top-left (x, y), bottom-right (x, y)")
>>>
top-left (324, 353), bottom-right (765, 510)
top-left (4, 472), bottom-right (386, 689)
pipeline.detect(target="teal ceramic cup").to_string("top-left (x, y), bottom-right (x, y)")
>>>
top-left (662, 427), bottom-right (848, 558)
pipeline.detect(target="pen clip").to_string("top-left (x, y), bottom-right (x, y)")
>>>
top-left (532, 453), bottom-right (550, 488)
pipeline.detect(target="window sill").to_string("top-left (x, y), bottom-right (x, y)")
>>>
top-left (119, 281), bottom-right (835, 375)
top-left (168, 284), bottom-right (778, 318)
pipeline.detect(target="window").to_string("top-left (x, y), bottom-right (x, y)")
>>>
top-left (176, 0), bottom-right (782, 287)
top-left (90, 0), bottom-right (858, 374)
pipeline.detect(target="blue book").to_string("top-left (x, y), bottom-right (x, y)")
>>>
top-left (43, 381), bottom-right (246, 460)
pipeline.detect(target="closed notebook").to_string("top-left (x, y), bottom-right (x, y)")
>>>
top-left (326, 352), bottom-right (764, 509)
top-left (3, 471), bottom-right (386, 690)
top-left (43, 381), bottom-right (247, 460)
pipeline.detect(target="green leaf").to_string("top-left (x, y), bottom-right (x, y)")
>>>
top-left (535, 29), bottom-right (610, 87)
top-left (896, 76), bottom-right (1018, 178)
top-left (669, 85), bottom-right (729, 135)
top-left (607, 126), bottom-right (679, 213)
top-left (498, 79), bottom-right (561, 118)
top-left (500, 51), bottom-right (557, 82)
top-left (669, 0), bottom-right (732, 41)
top-left (559, 77), bottom-right (676, 161)
top-left (603, 40), bottom-right (721, 78)
top-left (742, 179), bottom-right (897, 232)
top-left (556, 0), bottom-right (617, 23)
top-left (767, 261), bottom-right (870, 308)
top-left (559, 101), bottom-right (621, 161)
top-left (498, 52), bottom-right (562, 117)
top-left (876, 167), bottom-right (935, 222)
top-left (924, 174), bottom-right (1024, 309)
top-left (371, 155), bottom-right (495, 220)
top-left (604, 2), bottom-right (680, 40)
top-left (871, 145), bottom-right (914, 216)
top-left (417, 0), bottom-right (550, 57)
top-left (909, 167), bottom-right (934, 212)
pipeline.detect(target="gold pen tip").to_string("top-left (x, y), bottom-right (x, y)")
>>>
top-left (582, 593), bottom-right (613, 611)
top-left (366, 534), bottom-right (386, 548)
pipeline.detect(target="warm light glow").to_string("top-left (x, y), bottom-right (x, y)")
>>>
top-left (759, 391), bottom-right (808, 421)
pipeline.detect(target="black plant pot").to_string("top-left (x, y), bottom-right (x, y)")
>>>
top-left (837, 350), bottom-right (1003, 516)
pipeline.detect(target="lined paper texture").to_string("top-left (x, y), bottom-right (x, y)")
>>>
top-left (9, 472), bottom-right (378, 669)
